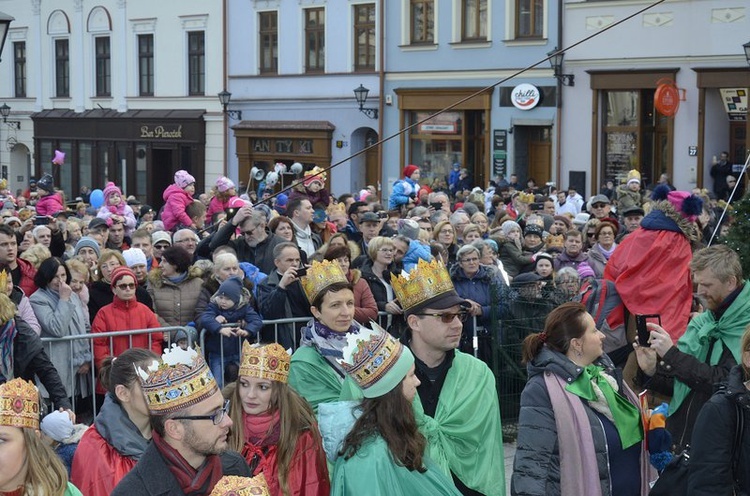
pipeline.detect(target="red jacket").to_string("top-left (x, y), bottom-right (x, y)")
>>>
top-left (71, 424), bottom-right (138, 496)
top-left (15, 257), bottom-right (38, 297)
top-left (92, 296), bottom-right (162, 367)
top-left (349, 270), bottom-right (378, 325)
top-left (242, 429), bottom-right (330, 496)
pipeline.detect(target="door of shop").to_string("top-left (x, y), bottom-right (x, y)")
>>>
top-left (151, 148), bottom-right (174, 210)
top-left (528, 127), bottom-right (552, 185)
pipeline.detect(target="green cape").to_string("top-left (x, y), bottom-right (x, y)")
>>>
top-left (670, 281), bottom-right (750, 415)
top-left (413, 351), bottom-right (506, 496)
top-left (289, 346), bottom-right (362, 414)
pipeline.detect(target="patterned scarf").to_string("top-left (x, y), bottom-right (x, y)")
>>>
top-left (0, 319), bottom-right (17, 382)
top-left (300, 320), bottom-right (359, 377)
top-left (151, 430), bottom-right (223, 496)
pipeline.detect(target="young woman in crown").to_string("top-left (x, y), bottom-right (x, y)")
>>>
top-left (226, 342), bottom-right (329, 496)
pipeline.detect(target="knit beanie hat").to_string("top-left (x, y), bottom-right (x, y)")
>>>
top-left (651, 184), bottom-right (703, 222)
top-left (303, 167), bottom-right (326, 187)
top-left (216, 177), bottom-right (235, 193)
top-left (553, 215), bottom-right (573, 230)
top-left (37, 174), bottom-right (55, 193)
top-left (398, 219), bottom-right (420, 240)
top-left (577, 262), bottom-right (595, 280)
top-left (40, 411), bottom-right (74, 443)
top-left (103, 182), bottom-right (122, 204)
top-left (217, 277), bottom-right (243, 305)
top-left (501, 220), bottom-right (521, 237)
top-left (122, 248), bottom-right (147, 268)
top-left (174, 170), bottom-right (196, 189)
top-left (274, 194), bottom-right (288, 212)
top-left (74, 237), bottom-right (100, 257)
top-left (110, 266), bottom-right (138, 288)
top-left (627, 169), bottom-right (641, 186)
top-left (403, 165), bottom-right (419, 179)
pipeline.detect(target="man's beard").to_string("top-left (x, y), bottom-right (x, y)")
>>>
top-left (182, 422), bottom-right (228, 457)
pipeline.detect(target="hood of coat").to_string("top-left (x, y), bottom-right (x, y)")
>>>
top-left (720, 365), bottom-right (750, 409)
top-left (147, 265), bottom-right (203, 289)
top-left (642, 200), bottom-right (701, 243)
top-left (94, 393), bottom-right (150, 459)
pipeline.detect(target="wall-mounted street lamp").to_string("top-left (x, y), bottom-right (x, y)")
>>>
top-left (0, 11), bottom-right (14, 64)
top-left (353, 84), bottom-right (378, 119)
top-left (547, 47), bottom-right (575, 87)
top-left (744, 41), bottom-right (750, 66)
top-left (217, 90), bottom-right (243, 120)
top-left (0, 103), bottom-right (20, 130)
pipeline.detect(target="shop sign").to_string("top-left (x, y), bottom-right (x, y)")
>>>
top-left (140, 125), bottom-right (183, 139)
top-left (719, 88), bottom-right (748, 121)
top-left (511, 84), bottom-right (541, 110)
top-left (417, 111), bottom-right (460, 134)
top-left (654, 79), bottom-right (680, 117)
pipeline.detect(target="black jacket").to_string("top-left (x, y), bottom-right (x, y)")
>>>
top-left (209, 222), bottom-right (285, 275)
top-left (688, 365), bottom-right (750, 495)
top-left (256, 270), bottom-right (311, 349)
top-left (111, 442), bottom-right (250, 496)
top-left (8, 317), bottom-right (71, 410)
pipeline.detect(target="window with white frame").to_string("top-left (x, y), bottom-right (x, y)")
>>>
top-left (462, 0), bottom-right (487, 41)
top-left (259, 11), bottom-right (278, 74)
top-left (516, 0), bottom-right (543, 38)
top-left (354, 3), bottom-right (376, 71)
top-left (411, 0), bottom-right (435, 44)
top-left (305, 8), bottom-right (325, 73)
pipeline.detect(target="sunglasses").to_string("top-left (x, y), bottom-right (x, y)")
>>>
top-left (415, 311), bottom-right (469, 323)
top-left (116, 283), bottom-right (136, 290)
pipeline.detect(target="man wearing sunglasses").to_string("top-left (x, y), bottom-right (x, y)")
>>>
top-left (395, 260), bottom-right (505, 496)
top-left (113, 347), bottom-right (250, 495)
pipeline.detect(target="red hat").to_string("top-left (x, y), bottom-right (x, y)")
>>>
top-left (110, 266), bottom-right (137, 288)
top-left (403, 165), bottom-right (419, 179)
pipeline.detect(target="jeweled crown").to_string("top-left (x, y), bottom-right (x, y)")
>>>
top-left (239, 342), bottom-right (290, 384)
top-left (300, 259), bottom-right (348, 303)
top-left (0, 378), bottom-right (40, 430)
top-left (517, 192), bottom-right (535, 204)
top-left (137, 345), bottom-right (219, 415)
top-left (209, 474), bottom-right (270, 496)
top-left (391, 258), bottom-right (456, 312)
top-left (338, 324), bottom-right (404, 393)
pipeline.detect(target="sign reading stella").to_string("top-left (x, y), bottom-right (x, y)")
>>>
top-left (511, 83), bottom-right (541, 110)
top-left (140, 125), bottom-right (183, 139)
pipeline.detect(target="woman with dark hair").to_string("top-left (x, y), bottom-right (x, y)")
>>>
top-left (512, 302), bottom-right (653, 496)
top-left (432, 221), bottom-right (459, 267)
top-left (323, 244), bottom-right (377, 325)
top-left (146, 245), bottom-right (203, 338)
top-left (70, 348), bottom-right (160, 496)
top-left (87, 249), bottom-right (153, 324)
top-left (268, 216), bottom-right (297, 244)
top-left (29, 257), bottom-right (92, 408)
top-left (332, 328), bottom-right (461, 495)
top-left (287, 260), bottom-right (362, 414)
top-left (587, 220), bottom-right (618, 278)
top-left (227, 342), bottom-right (329, 496)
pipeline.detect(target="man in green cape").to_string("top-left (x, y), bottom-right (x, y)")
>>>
top-left (634, 244), bottom-right (750, 451)
top-left (394, 259), bottom-right (506, 496)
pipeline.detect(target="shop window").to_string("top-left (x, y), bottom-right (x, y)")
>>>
top-left (136, 144), bottom-right (148, 200)
top-left (55, 39), bottom-right (70, 97)
top-left (138, 34), bottom-right (154, 96)
top-left (601, 89), bottom-right (671, 187)
top-left (462, 0), bottom-right (487, 41)
top-left (515, 0), bottom-right (543, 39)
top-left (353, 4), bottom-right (376, 71)
top-left (410, 0), bottom-right (435, 44)
top-left (305, 8), bottom-right (325, 73)
top-left (59, 141), bottom-right (73, 198)
top-left (95, 36), bottom-right (111, 97)
top-left (188, 31), bottom-right (205, 95)
top-left (259, 12), bottom-right (278, 74)
top-left (14, 42), bottom-right (26, 98)
top-left (79, 142), bottom-right (94, 193)
top-left (408, 111), bottom-right (464, 188)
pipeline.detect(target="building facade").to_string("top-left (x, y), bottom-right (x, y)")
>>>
top-left (560, 0), bottom-right (749, 197)
top-left (0, 0), bottom-right (226, 207)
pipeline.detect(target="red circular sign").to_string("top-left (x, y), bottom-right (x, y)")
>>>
top-left (655, 82), bottom-right (680, 117)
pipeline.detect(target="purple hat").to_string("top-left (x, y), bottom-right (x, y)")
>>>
top-left (216, 176), bottom-right (235, 193)
top-left (103, 182), bottom-right (122, 204)
top-left (174, 170), bottom-right (196, 189)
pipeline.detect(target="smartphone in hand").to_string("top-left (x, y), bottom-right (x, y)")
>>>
top-left (635, 314), bottom-right (661, 347)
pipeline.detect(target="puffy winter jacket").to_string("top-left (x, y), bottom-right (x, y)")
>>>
top-left (160, 183), bottom-right (194, 231)
top-left (15, 257), bottom-right (38, 297)
top-left (35, 192), bottom-right (64, 216)
top-left (200, 295), bottom-right (263, 355)
top-left (147, 266), bottom-right (204, 334)
top-left (88, 280), bottom-right (153, 324)
top-left (348, 269), bottom-right (378, 325)
top-left (91, 297), bottom-right (162, 367)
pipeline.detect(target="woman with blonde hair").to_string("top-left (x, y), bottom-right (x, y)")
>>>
top-left (0, 378), bottom-right (83, 495)
top-left (19, 243), bottom-right (52, 270)
top-left (227, 342), bottom-right (329, 496)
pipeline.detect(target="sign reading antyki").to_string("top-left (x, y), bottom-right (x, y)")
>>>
top-left (140, 125), bottom-right (183, 139)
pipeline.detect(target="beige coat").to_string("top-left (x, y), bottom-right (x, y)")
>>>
top-left (146, 266), bottom-right (204, 332)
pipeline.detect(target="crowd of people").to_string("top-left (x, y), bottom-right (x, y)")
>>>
top-left (0, 159), bottom-right (748, 496)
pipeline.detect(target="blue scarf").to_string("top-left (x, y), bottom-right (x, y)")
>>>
top-left (0, 319), bottom-right (18, 381)
top-left (167, 272), bottom-right (189, 285)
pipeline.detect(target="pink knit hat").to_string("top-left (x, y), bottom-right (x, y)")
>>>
top-left (174, 170), bottom-right (196, 189)
top-left (651, 184), bottom-right (703, 222)
top-left (216, 176), bottom-right (235, 193)
top-left (103, 182), bottom-right (122, 204)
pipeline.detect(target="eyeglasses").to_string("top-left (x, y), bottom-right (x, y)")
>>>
top-left (116, 283), bottom-right (136, 290)
top-left (241, 228), bottom-right (256, 236)
top-left (592, 203), bottom-right (607, 209)
top-left (379, 248), bottom-right (394, 253)
top-left (415, 311), bottom-right (469, 323)
top-left (154, 244), bottom-right (170, 250)
top-left (172, 400), bottom-right (230, 426)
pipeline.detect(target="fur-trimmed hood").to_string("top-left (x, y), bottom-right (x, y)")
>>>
top-left (147, 264), bottom-right (203, 288)
top-left (642, 199), bottom-right (701, 244)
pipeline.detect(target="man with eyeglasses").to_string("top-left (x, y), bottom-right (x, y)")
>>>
top-left (587, 194), bottom-right (617, 222)
top-left (173, 228), bottom-right (199, 258)
top-left (151, 230), bottom-right (172, 268)
top-left (112, 347), bottom-right (250, 496)
top-left (208, 205), bottom-right (285, 275)
top-left (394, 260), bottom-right (505, 496)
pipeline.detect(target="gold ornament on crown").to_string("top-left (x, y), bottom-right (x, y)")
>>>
top-left (209, 474), bottom-right (270, 496)
top-left (300, 259), bottom-right (348, 304)
top-left (517, 192), bottom-right (535, 204)
top-left (339, 323), bottom-right (404, 392)
top-left (391, 258), bottom-right (456, 312)
top-left (326, 202), bottom-right (346, 217)
top-left (239, 342), bottom-right (291, 384)
top-left (0, 378), bottom-right (40, 430)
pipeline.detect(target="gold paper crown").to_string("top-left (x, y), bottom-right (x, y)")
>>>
top-left (391, 258), bottom-right (456, 312)
top-left (239, 342), bottom-right (290, 384)
top-left (304, 166), bottom-right (327, 183)
top-left (0, 378), bottom-right (40, 430)
top-left (209, 474), bottom-right (270, 496)
top-left (300, 259), bottom-right (348, 303)
top-left (326, 202), bottom-right (346, 217)
top-left (138, 345), bottom-right (219, 415)
top-left (517, 192), bottom-right (535, 204)
top-left (0, 271), bottom-right (8, 292)
top-left (339, 324), bottom-right (406, 395)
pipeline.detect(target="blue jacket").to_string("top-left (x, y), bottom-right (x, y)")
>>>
top-left (389, 177), bottom-right (420, 210)
top-left (200, 297), bottom-right (263, 355)
top-left (449, 264), bottom-right (495, 325)
top-left (402, 240), bottom-right (433, 272)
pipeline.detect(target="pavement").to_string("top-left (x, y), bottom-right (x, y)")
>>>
top-left (504, 442), bottom-right (516, 494)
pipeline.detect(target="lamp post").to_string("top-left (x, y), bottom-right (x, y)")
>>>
top-left (353, 84), bottom-right (378, 119)
top-left (0, 103), bottom-right (20, 130)
top-left (0, 11), bottom-right (13, 64)
top-left (218, 90), bottom-right (242, 120)
top-left (547, 47), bottom-right (575, 87)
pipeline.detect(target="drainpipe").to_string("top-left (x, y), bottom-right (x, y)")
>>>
top-left (377, 0), bottom-right (385, 193)
top-left (554, 0), bottom-right (563, 188)
top-left (222, 0), bottom-right (229, 177)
